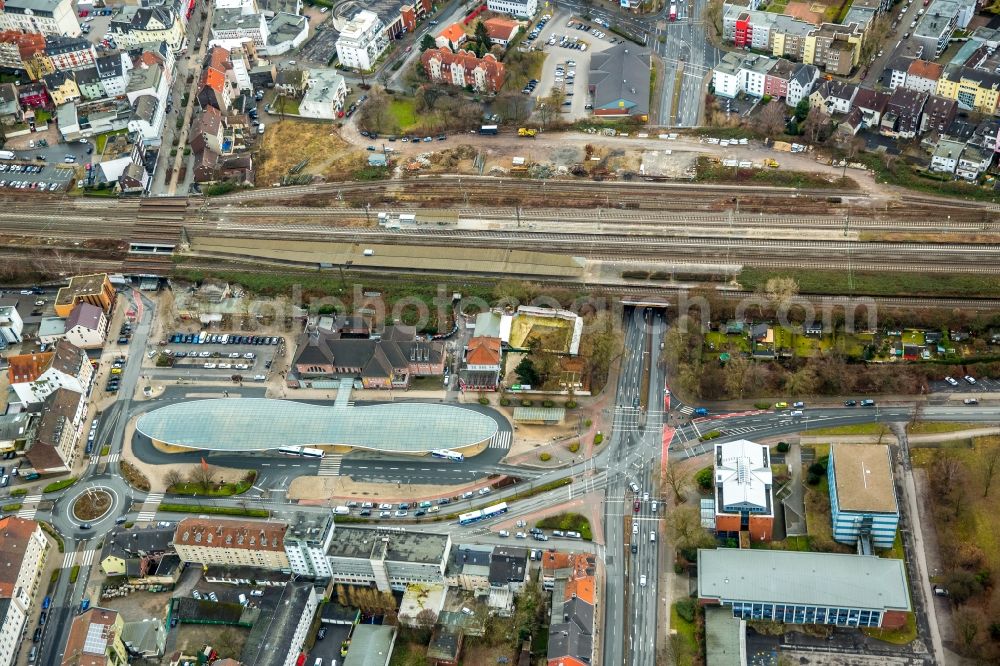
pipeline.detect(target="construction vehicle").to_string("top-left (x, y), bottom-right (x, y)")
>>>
top-left (764, 158), bottom-right (779, 168)
top-left (518, 127), bottom-right (538, 137)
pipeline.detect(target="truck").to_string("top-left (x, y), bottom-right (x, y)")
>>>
top-left (479, 124), bottom-right (498, 135)
top-left (0, 150), bottom-right (15, 160)
top-left (517, 127), bottom-right (537, 138)
top-left (669, 4), bottom-right (677, 20)
top-left (764, 158), bottom-right (779, 168)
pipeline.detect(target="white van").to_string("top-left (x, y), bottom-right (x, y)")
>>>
top-left (629, 481), bottom-right (640, 494)
top-left (334, 506), bottom-right (350, 515)
top-left (649, 531), bottom-right (656, 542)
top-left (363, 249), bottom-right (375, 256)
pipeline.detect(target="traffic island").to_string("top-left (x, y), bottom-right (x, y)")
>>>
top-left (72, 488), bottom-right (113, 522)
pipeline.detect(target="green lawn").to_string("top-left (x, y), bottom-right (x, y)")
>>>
top-left (862, 612), bottom-right (918, 645)
top-left (901, 330), bottom-right (925, 346)
top-left (704, 330), bottom-right (750, 353)
top-left (43, 477), bottom-right (79, 493)
top-left (907, 422), bottom-right (978, 435)
top-left (739, 267), bottom-right (1000, 298)
top-left (95, 129), bottom-right (127, 154)
top-left (535, 512), bottom-right (593, 540)
top-left (809, 423), bottom-right (891, 436)
top-left (670, 603), bottom-right (699, 666)
top-left (34, 109), bottom-right (52, 124)
top-left (158, 503), bottom-right (269, 517)
top-left (167, 478), bottom-right (255, 496)
top-left (389, 98), bottom-right (419, 131)
top-left (273, 96), bottom-right (301, 115)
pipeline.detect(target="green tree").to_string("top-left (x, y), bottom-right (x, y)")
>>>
top-left (474, 20), bottom-right (491, 52)
top-left (794, 98), bottom-right (810, 122)
top-left (695, 466), bottom-right (713, 491)
top-left (420, 33), bottom-right (436, 51)
top-left (514, 357), bottom-right (540, 386)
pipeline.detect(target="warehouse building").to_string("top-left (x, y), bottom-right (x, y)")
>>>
top-left (698, 548), bottom-right (911, 628)
top-left (828, 443), bottom-right (899, 551)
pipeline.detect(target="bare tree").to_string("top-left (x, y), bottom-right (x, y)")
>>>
top-left (164, 469), bottom-right (183, 489)
top-left (663, 464), bottom-right (690, 505)
top-left (187, 464), bottom-right (215, 491)
top-left (666, 504), bottom-right (715, 553)
top-left (803, 107), bottom-right (831, 144)
top-left (754, 101), bottom-right (786, 137)
top-left (982, 444), bottom-right (1000, 497)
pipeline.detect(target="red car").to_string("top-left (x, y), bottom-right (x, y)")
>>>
top-left (633, 500), bottom-right (641, 513)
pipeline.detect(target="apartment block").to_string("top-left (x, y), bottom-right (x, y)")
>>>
top-left (173, 518), bottom-right (290, 570)
top-left (0, 517), bottom-right (49, 666)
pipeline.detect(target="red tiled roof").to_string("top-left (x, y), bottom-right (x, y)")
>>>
top-left (439, 23), bottom-right (466, 45)
top-left (483, 17), bottom-right (519, 41)
top-left (7, 351), bottom-right (54, 384)
top-left (907, 59), bottom-right (942, 81)
top-left (466, 336), bottom-right (501, 365)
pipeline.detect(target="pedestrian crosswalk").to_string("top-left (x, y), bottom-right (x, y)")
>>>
top-left (62, 550), bottom-right (77, 569)
top-left (678, 405), bottom-right (695, 415)
top-left (80, 549), bottom-right (96, 569)
top-left (105, 453), bottom-right (120, 463)
top-left (15, 494), bottom-right (42, 519)
top-left (136, 493), bottom-right (164, 522)
top-left (721, 426), bottom-right (757, 436)
top-left (317, 455), bottom-right (342, 477)
top-left (489, 431), bottom-right (511, 450)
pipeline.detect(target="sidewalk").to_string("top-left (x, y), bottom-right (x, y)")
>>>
top-left (800, 426), bottom-right (1000, 445)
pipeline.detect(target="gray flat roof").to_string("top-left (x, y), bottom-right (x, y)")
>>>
top-left (328, 526), bottom-right (450, 564)
top-left (343, 625), bottom-right (396, 666)
top-left (135, 398), bottom-right (498, 453)
top-left (698, 549), bottom-right (911, 612)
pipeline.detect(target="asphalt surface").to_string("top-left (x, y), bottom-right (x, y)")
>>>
top-left (655, 0), bottom-right (719, 127)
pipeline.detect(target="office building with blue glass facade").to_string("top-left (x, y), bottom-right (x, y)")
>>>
top-left (828, 443), bottom-right (900, 549)
top-left (698, 548), bottom-right (911, 628)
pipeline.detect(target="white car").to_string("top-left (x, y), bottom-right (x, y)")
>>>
top-left (945, 376), bottom-right (959, 386)
top-left (964, 375), bottom-right (977, 384)
top-left (499, 530), bottom-right (510, 537)
top-left (516, 532), bottom-right (527, 539)
top-left (204, 363), bottom-right (217, 369)
top-left (640, 574), bottom-right (647, 587)
top-left (478, 487), bottom-right (491, 495)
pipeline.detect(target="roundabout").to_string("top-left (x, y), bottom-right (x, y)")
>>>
top-left (71, 488), bottom-right (113, 522)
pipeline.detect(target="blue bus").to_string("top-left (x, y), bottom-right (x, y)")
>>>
top-left (458, 502), bottom-right (508, 525)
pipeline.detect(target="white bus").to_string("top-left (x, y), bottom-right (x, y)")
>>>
top-left (277, 446), bottom-right (325, 459)
top-left (431, 449), bottom-right (464, 462)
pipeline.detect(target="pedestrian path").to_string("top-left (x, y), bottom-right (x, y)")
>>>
top-left (489, 431), bottom-right (511, 450)
top-left (106, 453), bottom-right (120, 463)
top-left (62, 549), bottom-right (77, 569)
top-left (80, 549), bottom-right (96, 570)
top-left (15, 494), bottom-right (42, 519)
top-left (677, 405), bottom-right (694, 415)
top-left (136, 493), bottom-right (164, 522)
top-left (317, 456), bottom-right (342, 477)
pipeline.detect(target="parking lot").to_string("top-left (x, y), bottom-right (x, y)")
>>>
top-left (931, 373), bottom-right (1000, 396)
top-left (0, 162), bottom-right (75, 192)
top-left (297, 18), bottom-right (340, 65)
top-left (529, 10), bottom-right (616, 120)
top-left (149, 333), bottom-right (284, 379)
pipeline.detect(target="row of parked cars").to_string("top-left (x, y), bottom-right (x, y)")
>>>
top-left (168, 333), bottom-right (280, 345)
top-left (105, 356), bottom-right (126, 393)
top-left (525, 13), bottom-right (552, 42)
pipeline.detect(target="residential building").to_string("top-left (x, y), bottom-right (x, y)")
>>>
top-left (461, 336), bottom-right (502, 391)
top-left (37, 317), bottom-right (66, 344)
top-left (936, 64), bottom-right (1000, 114)
top-left (197, 46), bottom-right (236, 113)
top-left (173, 518), bottom-right (290, 570)
top-left (299, 68), bottom-right (347, 120)
top-left (125, 59), bottom-right (169, 105)
top-left (45, 35), bottom-right (95, 71)
top-left (803, 23), bottom-right (864, 76)
top-left (335, 10), bottom-right (388, 72)
top-left (274, 67), bottom-right (307, 96)
top-left (881, 87), bottom-right (928, 138)
top-left (7, 338), bottom-right (93, 409)
top-left (884, 55), bottom-right (912, 90)
top-left (427, 628), bottom-right (464, 666)
top-left (109, 6), bottom-right (185, 52)
top-left (210, 9), bottom-right (268, 51)
top-left (121, 619), bottom-right (166, 659)
top-left (488, 547), bottom-right (528, 616)
top-left (75, 66), bottom-right (104, 101)
top-left (54, 273), bottom-right (115, 317)
top-left (0, 0), bottom-right (81, 37)
top-left (905, 59), bottom-right (943, 94)
top-left (263, 12), bottom-right (308, 56)
top-left (435, 23), bottom-right (466, 50)
top-left (921, 94), bottom-right (957, 134)
top-left (240, 581), bottom-right (319, 666)
top-left (128, 93), bottom-right (164, 145)
top-left (698, 548), bottom-right (912, 628)
top-left (420, 48), bottom-right (506, 94)
top-left (61, 608), bottom-right (127, 666)
top-left (326, 526), bottom-right (451, 592)
top-left (809, 79), bottom-right (857, 115)
top-left (588, 43), bottom-right (650, 119)
top-left (0, 517), bottom-right (49, 666)
top-left (26, 387), bottom-right (85, 473)
top-left (0, 82), bottom-right (21, 125)
top-left (852, 87), bottom-right (890, 128)
top-left (282, 511), bottom-right (335, 579)
top-left (62, 302), bottom-right (108, 349)
top-left (956, 144), bottom-right (992, 180)
top-left (0, 30), bottom-right (46, 74)
top-left (96, 53), bottom-right (132, 98)
top-left (292, 326), bottom-right (444, 389)
top-left (786, 63), bottom-right (818, 107)
top-left (713, 439), bottom-right (774, 542)
top-left (487, 0), bottom-right (537, 18)
top-left (99, 527), bottom-right (175, 577)
top-left (483, 17), bottom-right (520, 46)
top-left (763, 57), bottom-right (795, 100)
top-left (828, 444), bottom-right (900, 550)
top-left (444, 544), bottom-right (493, 591)
top-left (542, 552), bottom-right (596, 666)
top-left (0, 302), bottom-right (23, 345)
top-left (913, 0), bottom-right (962, 58)
top-left (43, 70), bottom-right (80, 105)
